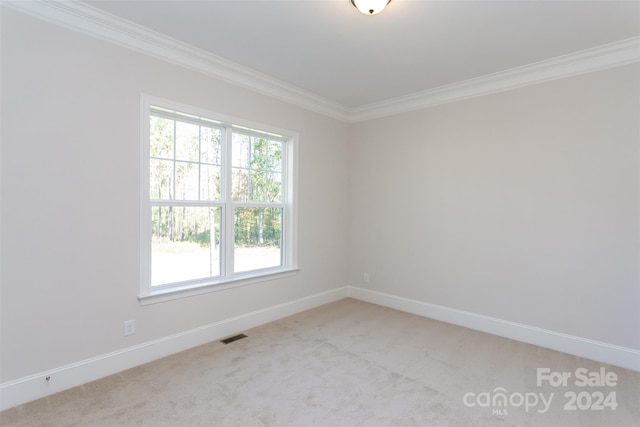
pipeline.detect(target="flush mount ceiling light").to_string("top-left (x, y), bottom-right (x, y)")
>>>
top-left (351, 0), bottom-right (391, 15)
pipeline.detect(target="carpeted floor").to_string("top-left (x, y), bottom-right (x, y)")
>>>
top-left (2, 298), bottom-right (639, 426)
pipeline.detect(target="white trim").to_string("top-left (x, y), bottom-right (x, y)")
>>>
top-left (3, 286), bottom-right (637, 410)
top-left (3, 1), bottom-right (639, 123)
top-left (351, 36), bottom-right (640, 121)
top-left (2, 0), bottom-right (351, 122)
top-left (139, 97), bottom-right (151, 297)
top-left (347, 286), bottom-right (640, 373)
top-left (0, 287), bottom-right (349, 411)
top-left (139, 268), bottom-right (300, 306)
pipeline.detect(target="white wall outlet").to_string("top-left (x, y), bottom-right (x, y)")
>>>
top-left (363, 273), bottom-right (370, 283)
top-left (124, 319), bottom-right (135, 336)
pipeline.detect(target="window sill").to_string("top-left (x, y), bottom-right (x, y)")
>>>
top-left (138, 268), bottom-right (299, 306)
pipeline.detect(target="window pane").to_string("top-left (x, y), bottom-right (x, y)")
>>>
top-left (152, 206), bottom-right (221, 286)
top-left (232, 168), bottom-right (249, 202)
top-left (150, 159), bottom-right (173, 200)
top-left (252, 137), bottom-right (268, 167)
top-left (200, 164), bottom-right (221, 201)
top-left (175, 121), bottom-right (199, 162)
top-left (253, 170), bottom-right (282, 203)
top-left (232, 134), bottom-right (283, 202)
top-left (175, 161), bottom-right (199, 200)
top-left (232, 133), bottom-right (250, 168)
top-left (234, 207), bottom-right (282, 273)
top-left (150, 116), bottom-right (174, 159)
top-left (201, 127), bottom-right (221, 165)
top-left (268, 141), bottom-right (283, 172)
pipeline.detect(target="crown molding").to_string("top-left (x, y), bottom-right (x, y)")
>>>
top-left (350, 36), bottom-right (640, 122)
top-left (2, 0), bottom-right (352, 122)
top-left (3, 1), bottom-right (639, 123)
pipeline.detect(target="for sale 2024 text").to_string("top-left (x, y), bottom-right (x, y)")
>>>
top-left (537, 367), bottom-right (618, 411)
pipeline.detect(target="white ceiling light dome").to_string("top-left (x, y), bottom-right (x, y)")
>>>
top-left (351, 0), bottom-right (391, 16)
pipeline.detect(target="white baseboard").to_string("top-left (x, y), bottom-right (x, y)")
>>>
top-left (0, 286), bottom-right (348, 411)
top-left (347, 286), bottom-right (640, 372)
top-left (4, 285), bottom-right (636, 411)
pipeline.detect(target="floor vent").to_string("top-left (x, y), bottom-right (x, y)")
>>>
top-left (221, 334), bottom-right (248, 344)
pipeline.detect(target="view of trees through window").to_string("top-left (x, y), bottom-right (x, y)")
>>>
top-left (149, 109), bottom-right (285, 286)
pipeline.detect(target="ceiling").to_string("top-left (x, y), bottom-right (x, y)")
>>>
top-left (82, 0), bottom-right (639, 109)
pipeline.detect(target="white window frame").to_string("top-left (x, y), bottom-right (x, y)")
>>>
top-left (139, 95), bottom-right (298, 305)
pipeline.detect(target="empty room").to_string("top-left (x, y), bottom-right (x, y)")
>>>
top-left (1, 0), bottom-right (639, 425)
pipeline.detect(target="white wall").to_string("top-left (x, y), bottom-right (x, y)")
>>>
top-left (348, 64), bottom-right (640, 350)
top-left (0, 8), bottom-right (349, 383)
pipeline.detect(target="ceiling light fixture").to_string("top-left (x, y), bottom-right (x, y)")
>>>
top-left (351, 0), bottom-right (391, 16)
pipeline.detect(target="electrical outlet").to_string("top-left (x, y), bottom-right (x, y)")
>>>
top-left (364, 273), bottom-right (370, 283)
top-left (124, 320), bottom-right (135, 336)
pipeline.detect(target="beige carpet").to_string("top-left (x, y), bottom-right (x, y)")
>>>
top-left (2, 298), bottom-right (639, 426)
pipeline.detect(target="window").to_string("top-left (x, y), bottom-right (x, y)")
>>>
top-left (140, 96), bottom-right (297, 303)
